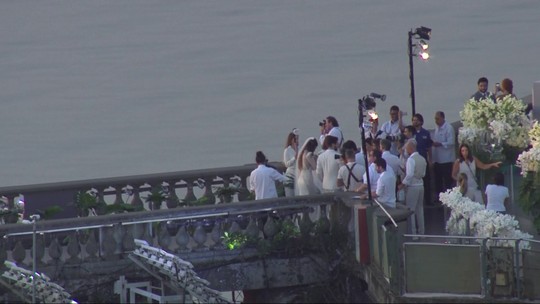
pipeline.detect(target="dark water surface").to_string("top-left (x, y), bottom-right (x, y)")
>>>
top-left (1, 0), bottom-right (539, 186)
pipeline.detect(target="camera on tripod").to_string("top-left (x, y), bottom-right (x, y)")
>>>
top-left (358, 93), bottom-right (386, 111)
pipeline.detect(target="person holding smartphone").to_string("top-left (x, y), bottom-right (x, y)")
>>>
top-left (471, 77), bottom-right (495, 102)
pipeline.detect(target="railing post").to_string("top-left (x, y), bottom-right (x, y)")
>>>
top-left (481, 238), bottom-right (489, 298)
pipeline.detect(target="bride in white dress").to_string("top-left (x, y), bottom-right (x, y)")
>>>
top-left (295, 137), bottom-right (321, 196)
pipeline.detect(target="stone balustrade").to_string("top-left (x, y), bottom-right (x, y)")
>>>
top-left (0, 193), bottom-right (344, 272)
top-left (0, 162), bottom-right (287, 219)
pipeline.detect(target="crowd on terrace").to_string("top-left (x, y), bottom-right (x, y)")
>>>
top-left (249, 77), bottom-right (526, 236)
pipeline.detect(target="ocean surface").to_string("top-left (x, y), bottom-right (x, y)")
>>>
top-left (1, 0), bottom-right (539, 187)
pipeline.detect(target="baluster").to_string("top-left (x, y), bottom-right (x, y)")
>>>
top-left (245, 216), bottom-right (260, 239)
top-left (175, 224), bottom-right (191, 253)
top-left (229, 220), bottom-right (241, 234)
top-left (193, 222), bottom-right (208, 250)
top-left (101, 227), bottom-right (117, 260)
top-left (149, 183), bottom-right (165, 210)
top-left (112, 224), bottom-right (125, 255)
top-left (113, 185), bottom-right (125, 205)
top-left (94, 187), bottom-right (108, 215)
top-left (316, 205), bottom-right (331, 234)
top-left (84, 230), bottom-right (99, 261)
top-left (183, 179), bottom-right (197, 205)
top-left (142, 223), bottom-right (154, 245)
top-left (122, 226), bottom-right (136, 254)
top-left (202, 177), bottom-right (216, 205)
top-left (158, 222), bottom-right (172, 251)
top-left (166, 180), bottom-right (179, 209)
top-left (299, 210), bottom-right (314, 236)
top-left (0, 238), bottom-right (8, 265)
top-left (31, 235), bottom-right (46, 266)
top-left (130, 184), bottom-right (144, 209)
top-left (221, 176), bottom-right (231, 188)
top-left (263, 215), bottom-right (278, 238)
top-left (12, 240), bottom-right (26, 265)
top-left (132, 223), bottom-right (144, 240)
top-left (237, 175), bottom-right (251, 201)
top-left (66, 232), bottom-right (81, 263)
top-left (210, 221), bottom-right (224, 249)
top-left (48, 237), bottom-right (62, 264)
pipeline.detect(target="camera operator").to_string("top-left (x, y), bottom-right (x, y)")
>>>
top-left (378, 105), bottom-right (404, 156)
top-left (319, 116), bottom-right (344, 149)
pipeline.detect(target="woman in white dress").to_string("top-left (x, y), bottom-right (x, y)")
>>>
top-left (451, 143), bottom-right (501, 204)
top-left (283, 128), bottom-right (299, 197)
top-left (295, 137), bottom-right (320, 196)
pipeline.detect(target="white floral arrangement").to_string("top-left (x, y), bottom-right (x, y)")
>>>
top-left (516, 121), bottom-right (540, 176)
top-left (459, 96), bottom-right (531, 150)
top-left (439, 187), bottom-right (533, 249)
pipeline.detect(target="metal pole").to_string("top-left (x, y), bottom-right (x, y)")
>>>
top-left (408, 30), bottom-right (416, 116)
top-left (31, 215), bottom-right (37, 304)
top-left (358, 101), bottom-right (373, 202)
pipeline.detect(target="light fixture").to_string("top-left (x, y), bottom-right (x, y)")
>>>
top-left (408, 26), bottom-right (432, 115)
top-left (418, 40), bottom-right (429, 50)
top-left (415, 26), bottom-right (431, 40)
top-left (419, 51), bottom-right (430, 60)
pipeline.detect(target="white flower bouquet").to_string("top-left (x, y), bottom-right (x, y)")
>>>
top-left (439, 187), bottom-right (533, 249)
top-left (459, 96), bottom-right (531, 151)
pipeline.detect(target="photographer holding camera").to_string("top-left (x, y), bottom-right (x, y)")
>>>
top-left (378, 105), bottom-right (404, 156)
top-left (319, 116), bottom-right (343, 149)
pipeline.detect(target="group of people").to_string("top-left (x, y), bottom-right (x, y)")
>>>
top-left (249, 77), bottom-right (517, 235)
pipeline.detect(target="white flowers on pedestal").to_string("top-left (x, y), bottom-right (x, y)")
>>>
top-left (440, 187), bottom-right (533, 249)
top-left (517, 121), bottom-right (540, 176)
top-left (458, 96), bottom-right (531, 152)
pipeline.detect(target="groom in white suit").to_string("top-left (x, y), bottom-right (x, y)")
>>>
top-left (316, 135), bottom-right (341, 193)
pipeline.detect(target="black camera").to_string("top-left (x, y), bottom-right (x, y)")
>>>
top-left (334, 154), bottom-right (341, 160)
top-left (319, 120), bottom-right (326, 127)
top-left (386, 133), bottom-right (403, 142)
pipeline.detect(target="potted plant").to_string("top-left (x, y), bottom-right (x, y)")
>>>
top-left (213, 186), bottom-right (240, 203)
top-left (144, 187), bottom-right (167, 210)
top-left (75, 191), bottom-right (106, 216)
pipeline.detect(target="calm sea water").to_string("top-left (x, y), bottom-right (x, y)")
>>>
top-left (0, 0), bottom-right (539, 187)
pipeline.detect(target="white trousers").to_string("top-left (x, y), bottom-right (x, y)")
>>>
top-left (406, 185), bottom-right (425, 235)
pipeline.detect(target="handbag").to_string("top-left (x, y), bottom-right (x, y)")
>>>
top-left (465, 162), bottom-right (481, 190)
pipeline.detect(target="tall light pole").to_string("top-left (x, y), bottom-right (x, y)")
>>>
top-left (408, 26), bottom-right (431, 116)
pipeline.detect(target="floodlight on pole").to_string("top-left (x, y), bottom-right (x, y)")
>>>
top-left (408, 26), bottom-right (432, 115)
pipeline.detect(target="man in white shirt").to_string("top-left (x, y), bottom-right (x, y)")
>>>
top-left (316, 135), bottom-right (341, 193)
top-left (380, 139), bottom-right (400, 178)
top-left (370, 158), bottom-right (396, 209)
top-left (337, 149), bottom-right (366, 192)
top-left (398, 139), bottom-right (427, 235)
top-left (319, 116), bottom-right (344, 148)
top-left (249, 151), bottom-right (288, 200)
top-left (432, 111), bottom-right (456, 200)
top-left (355, 149), bottom-right (382, 194)
top-left (378, 105), bottom-right (404, 156)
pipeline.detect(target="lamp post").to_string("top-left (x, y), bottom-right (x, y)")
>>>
top-left (30, 214), bottom-right (40, 304)
top-left (358, 93), bottom-right (385, 202)
top-left (407, 26), bottom-right (431, 116)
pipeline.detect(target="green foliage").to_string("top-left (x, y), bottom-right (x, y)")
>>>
top-left (105, 203), bottom-right (142, 214)
top-left (518, 173), bottom-right (540, 231)
top-left (185, 196), bottom-right (211, 206)
top-left (221, 231), bottom-right (248, 250)
top-left (213, 186), bottom-right (240, 197)
top-left (144, 187), bottom-right (167, 209)
top-left (76, 191), bottom-right (99, 209)
top-left (33, 205), bottom-right (64, 220)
